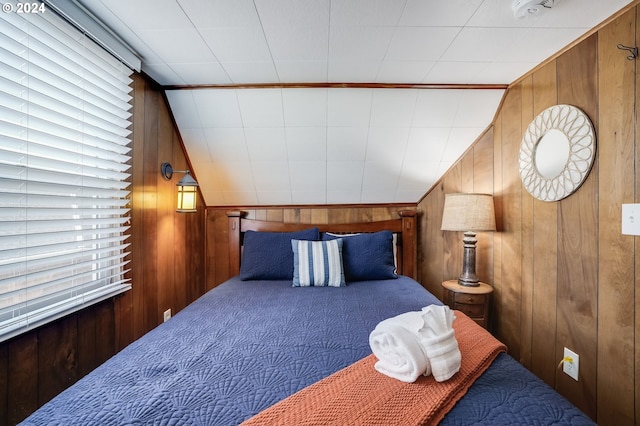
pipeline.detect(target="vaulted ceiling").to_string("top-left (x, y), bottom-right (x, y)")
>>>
top-left (79, 0), bottom-right (632, 206)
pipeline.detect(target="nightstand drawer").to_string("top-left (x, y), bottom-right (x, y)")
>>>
top-left (454, 292), bottom-right (485, 305)
top-left (455, 302), bottom-right (484, 318)
top-left (442, 280), bottom-right (493, 330)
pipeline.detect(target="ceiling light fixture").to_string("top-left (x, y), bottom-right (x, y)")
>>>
top-left (512, 0), bottom-right (556, 19)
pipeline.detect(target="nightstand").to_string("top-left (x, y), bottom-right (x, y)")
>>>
top-left (442, 280), bottom-right (493, 329)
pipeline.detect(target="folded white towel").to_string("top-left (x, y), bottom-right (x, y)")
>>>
top-left (418, 305), bottom-right (461, 382)
top-left (369, 311), bottom-right (431, 383)
top-left (370, 305), bottom-right (461, 383)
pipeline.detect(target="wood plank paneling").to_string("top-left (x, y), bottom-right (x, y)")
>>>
top-left (497, 82), bottom-right (523, 361)
top-left (156, 94), bottom-right (175, 324)
top-left (461, 153), bottom-right (474, 192)
top-left (37, 316), bottom-right (77, 405)
top-left (173, 152), bottom-right (188, 312)
top-left (519, 75), bottom-right (534, 371)
top-left (142, 87), bottom-right (160, 333)
top-left (116, 73), bottom-right (146, 349)
top-left (473, 131), bottom-right (495, 194)
top-left (442, 163), bottom-right (463, 287)
top-left (473, 132), bottom-right (495, 287)
top-left (530, 61), bottom-right (558, 387)
top-left (175, 135), bottom-right (205, 308)
top-left (212, 209), bottom-right (231, 290)
top-left (555, 33), bottom-right (599, 417)
top-left (491, 110), bottom-right (503, 335)
top-left (7, 334), bottom-right (37, 425)
top-left (597, 8), bottom-right (636, 424)
top-left (0, 344), bottom-right (6, 423)
top-left (310, 208), bottom-right (329, 224)
top-left (635, 7), bottom-right (640, 423)
top-left (421, 182), bottom-right (444, 297)
top-left (126, 73), bottom-right (206, 335)
top-left (77, 301), bottom-right (115, 377)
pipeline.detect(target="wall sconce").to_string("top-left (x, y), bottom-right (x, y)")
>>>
top-left (441, 193), bottom-right (496, 286)
top-left (161, 162), bottom-right (199, 213)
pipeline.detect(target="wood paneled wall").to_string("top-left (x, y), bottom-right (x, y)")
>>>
top-left (116, 74), bottom-right (206, 346)
top-left (0, 73), bottom-right (206, 425)
top-left (205, 206), bottom-right (414, 289)
top-left (419, 7), bottom-right (639, 425)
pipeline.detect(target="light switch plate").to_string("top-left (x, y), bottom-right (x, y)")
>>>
top-left (622, 204), bottom-right (640, 235)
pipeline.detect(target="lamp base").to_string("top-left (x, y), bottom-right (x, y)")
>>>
top-left (458, 231), bottom-right (480, 287)
top-left (458, 277), bottom-right (480, 287)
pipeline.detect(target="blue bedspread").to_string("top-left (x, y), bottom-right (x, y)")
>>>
top-left (21, 276), bottom-right (594, 425)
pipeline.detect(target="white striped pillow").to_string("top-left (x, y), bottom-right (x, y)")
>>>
top-left (291, 239), bottom-right (345, 287)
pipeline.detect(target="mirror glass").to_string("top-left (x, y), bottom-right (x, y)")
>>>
top-left (534, 129), bottom-right (570, 179)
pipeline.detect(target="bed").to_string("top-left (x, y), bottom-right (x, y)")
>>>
top-left (20, 210), bottom-right (594, 425)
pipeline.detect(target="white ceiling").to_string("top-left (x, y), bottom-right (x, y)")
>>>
top-left (79, 0), bottom-right (633, 206)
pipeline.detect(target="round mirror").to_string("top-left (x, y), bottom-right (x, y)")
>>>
top-left (534, 129), bottom-right (569, 179)
top-left (519, 104), bottom-right (596, 202)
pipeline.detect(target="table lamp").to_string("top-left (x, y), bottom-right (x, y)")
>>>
top-left (441, 193), bottom-right (496, 286)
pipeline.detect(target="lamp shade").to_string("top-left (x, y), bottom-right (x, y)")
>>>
top-left (441, 193), bottom-right (496, 232)
top-left (176, 172), bottom-right (199, 213)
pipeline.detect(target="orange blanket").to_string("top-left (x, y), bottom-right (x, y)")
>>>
top-left (241, 311), bottom-right (506, 426)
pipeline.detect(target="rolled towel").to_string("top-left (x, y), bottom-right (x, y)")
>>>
top-left (418, 305), bottom-right (461, 382)
top-left (369, 312), bottom-right (431, 382)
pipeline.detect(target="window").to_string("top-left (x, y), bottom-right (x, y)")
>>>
top-left (0, 5), bottom-right (133, 342)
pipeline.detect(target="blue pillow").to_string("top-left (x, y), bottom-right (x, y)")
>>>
top-left (322, 231), bottom-right (397, 282)
top-left (291, 239), bottom-right (345, 287)
top-left (240, 228), bottom-right (319, 280)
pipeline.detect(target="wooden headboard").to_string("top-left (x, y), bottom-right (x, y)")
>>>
top-left (227, 210), bottom-right (418, 280)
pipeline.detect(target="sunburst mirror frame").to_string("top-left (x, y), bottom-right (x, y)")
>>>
top-left (518, 104), bottom-right (596, 202)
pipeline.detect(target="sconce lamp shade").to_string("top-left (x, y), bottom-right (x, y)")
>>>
top-left (176, 172), bottom-right (199, 213)
top-left (161, 162), bottom-right (199, 213)
top-left (441, 193), bottom-right (496, 232)
top-left (441, 193), bottom-right (496, 286)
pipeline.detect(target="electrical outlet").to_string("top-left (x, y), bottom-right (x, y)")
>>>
top-left (163, 309), bottom-right (171, 322)
top-left (563, 347), bottom-right (579, 381)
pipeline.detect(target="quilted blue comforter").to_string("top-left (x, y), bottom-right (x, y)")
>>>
top-left (21, 276), bottom-right (594, 425)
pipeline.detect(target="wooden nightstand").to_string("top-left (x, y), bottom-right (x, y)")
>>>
top-left (442, 280), bottom-right (493, 329)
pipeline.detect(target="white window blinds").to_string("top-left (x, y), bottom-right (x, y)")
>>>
top-left (0, 5), bottom-right (133, 342)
